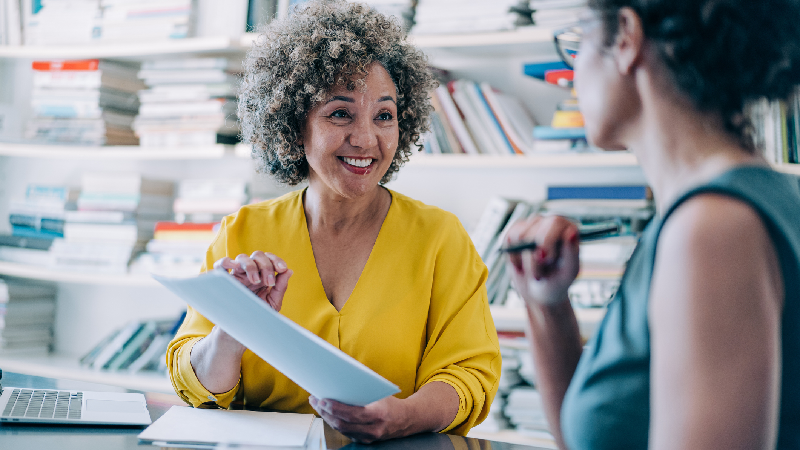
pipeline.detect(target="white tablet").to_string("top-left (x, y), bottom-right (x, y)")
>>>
top-left (153, 269), bottom-right (400, 406)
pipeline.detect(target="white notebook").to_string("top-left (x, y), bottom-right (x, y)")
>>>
top-left (153, 269), bottom-right (400, 406)
top-left (138, 405), bottom-right (321, 448)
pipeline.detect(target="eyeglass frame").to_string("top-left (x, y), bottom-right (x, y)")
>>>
top-left (553, 25), bottom-right (582, 70)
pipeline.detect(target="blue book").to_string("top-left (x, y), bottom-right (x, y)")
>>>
top-left (523, 61), bottom-right (571, 80)
top-left (12, 225), bottom-right (64, 239)
top-left (547, 185), bottom-right (652, 201)
top-left (533, 126), bottom-right (586, 140)
top-left (472, 83), bottom-right (516, 155)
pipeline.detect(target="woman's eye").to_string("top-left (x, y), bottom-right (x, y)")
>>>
top-left (376, 112), bottom-right (393, 121)
top-left (330, 109), bottom-right (349, 119)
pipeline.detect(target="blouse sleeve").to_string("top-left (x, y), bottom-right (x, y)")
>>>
top-left (166, 219), bottom-right (242, 408)
top-left (417, 214), bottom-right (502, 436)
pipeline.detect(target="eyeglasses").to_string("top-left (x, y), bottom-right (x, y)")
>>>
top-left (553, 25), bottom-right (582, 69)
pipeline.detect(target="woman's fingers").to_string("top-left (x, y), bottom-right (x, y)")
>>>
top-left (504, 214), bottom-right (581, 305)
top-left (250, 251), bottom-right (277, 287)
top-left (309, 396), bottom-right (382, 443)
top-left (212, 254), bottom-right (291, 309)
top-left (232, 253), bottom-right (263, 284)
top-left (266, 269), bottom-right (292, 311)
top-left (212, 256), bottom-right (238, 272)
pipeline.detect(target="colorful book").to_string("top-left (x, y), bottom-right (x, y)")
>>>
top-left (547, 185), bottom-right (652, 201)
top-left (533, 126), bottom-right (586, 140)
top-left (434, 86), bottom-right (479, 155)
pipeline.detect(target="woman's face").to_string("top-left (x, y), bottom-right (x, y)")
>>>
top-left (574, 13), bottom-right (637, 150)
top-left (301, 62), bottom-right (399, 199)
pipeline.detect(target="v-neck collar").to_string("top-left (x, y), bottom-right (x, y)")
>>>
top-left (298, 187), bottom-right (396, 315)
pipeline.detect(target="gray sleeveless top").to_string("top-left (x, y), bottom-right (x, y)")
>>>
top-left (561, 166), bottom-right (800, 449)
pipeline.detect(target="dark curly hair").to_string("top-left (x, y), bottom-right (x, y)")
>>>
top-left (589, 0), bottom-right (800, 152)
top-left (238, 0), bottom-right (437, 185)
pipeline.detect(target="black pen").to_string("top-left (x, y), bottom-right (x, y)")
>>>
top-left (498, 223), bottom-right (621, 253)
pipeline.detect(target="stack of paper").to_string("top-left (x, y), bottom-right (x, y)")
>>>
top-left (139, 406), bottom-right (325, 449)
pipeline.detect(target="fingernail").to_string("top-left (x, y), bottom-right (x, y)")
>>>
top-left (252, 275), bottom-right (261, 283)
top-left (277, 262), bottom-right (287, 270)
top-left (569, 230), bottom-right (578, 244)
top-left (267, 274), bottom-right (276, 287)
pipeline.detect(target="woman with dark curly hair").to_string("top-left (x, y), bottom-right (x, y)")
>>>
top-left (505, 1), bottom-right (800, 449)
top-left (166, 0), bottom-right (500, 443)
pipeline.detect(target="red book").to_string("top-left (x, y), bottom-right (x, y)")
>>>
top-left (153, 222), bottom-right (217, 233)
top-left (544, 69), bottom-right (574, 87)
top-left (32, 60), bottom-right (100, 72)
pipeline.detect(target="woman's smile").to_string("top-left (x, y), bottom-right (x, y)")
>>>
top-left (338, 156), bottom-right (377, 174)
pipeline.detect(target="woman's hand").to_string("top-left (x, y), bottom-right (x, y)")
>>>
top-left (191, 252), bottom-right (294, 394)
top-left (212, 251), bottom-right (293, 311)
top-left (505, 215), bottom-right (580, 306)
top-left (309, 395), bottom-right (410, 444)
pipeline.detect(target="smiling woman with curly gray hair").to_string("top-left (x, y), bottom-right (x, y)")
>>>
top-left (166, 0), bottom-right (501, 444)
top-left (239, 0), bottom-right (435, 185)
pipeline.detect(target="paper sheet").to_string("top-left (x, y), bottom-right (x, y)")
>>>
top-left (138, 405), bottom-right (315, 447)
top-left (154, 269), bottom-right (400, 406)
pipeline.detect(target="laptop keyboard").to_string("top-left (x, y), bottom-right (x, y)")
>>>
top-left (2, 389), bottom-right (82, 420)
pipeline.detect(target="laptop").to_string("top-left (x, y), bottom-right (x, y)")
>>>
top-left (0, 386), bottom-right (152, 426)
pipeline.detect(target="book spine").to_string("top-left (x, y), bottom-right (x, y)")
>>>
top-left (547, 185), bottom-right (651, 201)
top-left (32, 59), bottom-right (100, 71)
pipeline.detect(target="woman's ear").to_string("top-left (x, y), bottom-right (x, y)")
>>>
top-left (613, 7), bottom-right (645, 75)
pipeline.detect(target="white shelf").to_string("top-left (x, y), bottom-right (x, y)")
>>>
top-left (0, 261), bottom-right (159, 287)
top-left (408, 27), bottom-right (555, 49)
top-left (0, 353), bottom-right (173, 393)
top-left (0, 37), bottom-right (245, 60)
top-left (0, 142), bottom-right (233, 160)
top-left (407, 152), bottom-right (639, 168)
top-left (241, 27), bottom-right (558, 57)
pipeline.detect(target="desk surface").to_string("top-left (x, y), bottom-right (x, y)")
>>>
top-left (0, 372), bottom-right (548, 450)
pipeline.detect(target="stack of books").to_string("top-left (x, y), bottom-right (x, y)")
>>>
top-left (412, 0), bottom-right (524, 34)
top-left (23, 0), bottom-right (100, 46)
top-left (423, 80), bottom-right (538, 155)
top-left (0, 278), bottom-right (57, 355)
top-left (22, 0), bottom-right (193, 45)
top-left (7, 185), bottom-right (71, 241)
top-left (471, 185), bottom-right (652, 309)
top-left (131, 222), bottom-right (219, 276)
top-left (94, 0), bottom-right (193, 42)
top-left (172, 179), bottom-right (247, 224)
top-left (531, 0), bottom-right (587, 27)
top-left (26, 60), bottom-right (144, 146)
top-left (356, 0), bottom-right (415, 30)
top-left (750, 89), bottom-right (800, 165)
top-left (504, 386), bottom-right (551, 439)
top-left (51, 173), bottom-right (174, 274)
top-left (130, 178), bottom-right (244, 275)
top-left (80, 313), bottom-right (185, 373)
top-left (470, 196), bottom-right (535, 305)
top-left (1, 185), bottom-right (67, 266)
top-left (133, 58), bottom-right (241, 147)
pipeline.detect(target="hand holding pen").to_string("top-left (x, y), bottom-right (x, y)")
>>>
top-left (502, 217), bottom-right (618, 306)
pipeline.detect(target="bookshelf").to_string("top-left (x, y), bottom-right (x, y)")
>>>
top-left (0, 261), bottom-right (158, 287)
top-left (0, 143), bottom-right (233, 160)
top-left (0, 353), bottom-right (173, 393)
top-left (0, 37), bottom-right (246, 60)
top-left (240, 28), bottom-right (560, 58)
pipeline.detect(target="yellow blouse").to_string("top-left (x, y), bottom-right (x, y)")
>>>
top-left (166, 189), bottom-right (501, 435)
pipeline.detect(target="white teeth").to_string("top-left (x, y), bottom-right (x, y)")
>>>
top-left (343, 157), bottom-right (373, 168)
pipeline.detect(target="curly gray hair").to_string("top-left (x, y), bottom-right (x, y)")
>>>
top-left (238, 0), bottom-right (438, 185)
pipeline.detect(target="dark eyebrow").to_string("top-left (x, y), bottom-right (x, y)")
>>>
top-left (378, 96), bottom-right (396, 104)
top-left (326, 95), bottom-right (354, 104)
